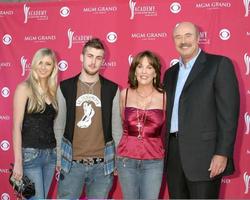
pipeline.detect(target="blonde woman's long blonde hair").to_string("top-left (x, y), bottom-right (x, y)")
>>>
top-left (26, 48), bottom-right (58, 113)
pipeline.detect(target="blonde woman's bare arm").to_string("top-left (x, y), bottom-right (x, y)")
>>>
top-left (12, 82), bottom-right (29, 180)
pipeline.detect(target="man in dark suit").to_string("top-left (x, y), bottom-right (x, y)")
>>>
top-left (163, 22), bottom-right (240, 199)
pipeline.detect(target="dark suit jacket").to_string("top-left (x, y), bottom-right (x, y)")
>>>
top-left (163, 50), bottom-right (240, 181)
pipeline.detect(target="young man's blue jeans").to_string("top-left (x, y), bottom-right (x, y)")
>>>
top-left (58, 161), bottom-right (113, 199)
top-left (23, 148), bottom-right (56, 199)
top-left (116, 157), bottom-right (164, 199)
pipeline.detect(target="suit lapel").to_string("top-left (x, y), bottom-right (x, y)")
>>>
top-left (183, 51), bottom-right (207, 90)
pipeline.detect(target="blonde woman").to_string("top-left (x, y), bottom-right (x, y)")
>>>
top-left (12, 48), bottom-right (58, 199)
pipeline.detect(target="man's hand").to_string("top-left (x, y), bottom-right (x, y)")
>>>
top-left (208, 155), bottom-right (228, 178)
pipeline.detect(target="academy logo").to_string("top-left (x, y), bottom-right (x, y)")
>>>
top-left (67, 28), bottom-right (92, 49)
top-left (128, 54), bottom-right (133, 65)
top-left (23, 4), bottom-right (30, 23)
top-left (23, 4), bottom-right (48, 23)
top-left (20, 56), bottom-right (31, 76)
top-left (243, 0), bottom-right (250, 17)
top-left (244, 53), bottom-right (250, 75)
top-left (67, 28), bottom-right (74, 48)
top-left (129, 0), bottom-right (136, 19)
top-left (245, 112), bottom-right (250, 134)
top-left (244, 172), bottom-right (250, 194)
top-left (129, 0), bottom-right (157, 20)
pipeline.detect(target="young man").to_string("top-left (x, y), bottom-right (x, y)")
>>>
top-left (163, 22), bottom-right (240, 199)
top-left (54, 38), bottom-right (122, 199)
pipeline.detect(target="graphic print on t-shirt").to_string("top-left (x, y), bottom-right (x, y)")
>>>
top-left (76, 93), bottom-right (101, 128)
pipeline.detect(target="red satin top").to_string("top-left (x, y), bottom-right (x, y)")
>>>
top-left (117, 106), bottom-right (165, 160)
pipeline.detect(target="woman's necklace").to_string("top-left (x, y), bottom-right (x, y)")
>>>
top-left (136, 90), bottom-right (153, 140)
top-left (136, 88), bottom-right (154, 99)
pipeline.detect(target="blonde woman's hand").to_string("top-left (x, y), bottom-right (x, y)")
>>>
top-left (56, 165), bottom-right (61, 172)
top-left (12, 163), bottom-right (23, 181)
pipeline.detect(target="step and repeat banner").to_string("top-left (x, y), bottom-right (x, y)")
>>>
top-left (0, 0), bottom-right (250, 199)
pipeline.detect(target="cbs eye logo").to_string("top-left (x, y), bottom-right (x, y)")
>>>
top-left (106, 32), bottom-right (117, 43)
top-left (2, 34), bottom-right (12, 45)
top-left (1, 193), bottom-right (10, 200)
top-left (1, 87), bottom-right (10, 98)
top-left (1, 140), bottom-right (10, 151)
top-left (170, 2), bottom-right (181, 14)
top-left (60, 6), bottom-right (70, 17)
top-left (219, 29), bottom-right (230, 40)
top-left (58, 60), bottom-right (68, 71)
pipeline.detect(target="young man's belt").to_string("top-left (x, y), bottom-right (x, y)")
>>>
top-left (73, 157), bottom-right (104, 166)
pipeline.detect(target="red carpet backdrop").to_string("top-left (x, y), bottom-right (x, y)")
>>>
top-left (0, 0), bottom-right (250, 199)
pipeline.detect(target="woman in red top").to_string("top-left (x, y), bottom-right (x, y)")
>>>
top-left (117, 50), bottom-right (166, 199)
